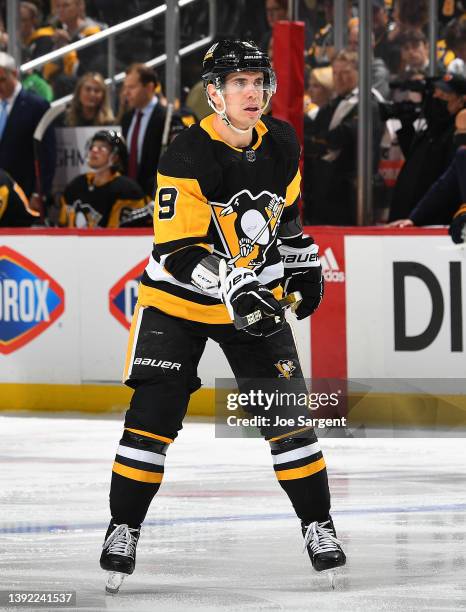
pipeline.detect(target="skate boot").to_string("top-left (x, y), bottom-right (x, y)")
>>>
top-left (100, 522), bottom-right (140, 594)
top-left (301, 516), bottom-right (346, 588)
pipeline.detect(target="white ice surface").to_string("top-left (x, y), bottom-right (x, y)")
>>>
top-left (1, 414), bottom-right (465, 612)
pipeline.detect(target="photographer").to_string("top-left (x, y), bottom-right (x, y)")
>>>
top-left (388, 74), bottom-right (466, 221)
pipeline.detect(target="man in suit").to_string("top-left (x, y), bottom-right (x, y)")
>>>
top-left (121, 64), bottom-right (167, 199)
top-left (0, 52), bottom-right (56, 213)
top-left (304, 49), bottom-right (383, 225)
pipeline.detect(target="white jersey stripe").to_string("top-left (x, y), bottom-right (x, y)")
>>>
top-left (272, 441), bottom-right (321, 465)
top-left (116, 444), bottom-right (166, 466)
top-left (146, 255), bottom-right (284, 296)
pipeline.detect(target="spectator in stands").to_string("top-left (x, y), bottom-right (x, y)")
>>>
top-left (396, 29), bottom-right (430, 76)
top-left (0, 14), bottom-right (8, 52)
top-left (0, 168), bottom-right (40, 226)
top-left (19, 3), bottom-right (55, 101)
top-left (373, 0), bottom-right (397, 70)
top-left (0, 52), bottom-right (55, 210)
top-left (446, 19), bottom-right (466, 77)
top-left (120, 64), bottom-right (169, 198)
top-left (258, 0), bottom-right (288, 51)
top-left (388, 73), bottom-right (466, 222)
top-left (59, 129), bottom-right (151, 228)
top-left (303, 49), bottom-right (384, 225)
top-left (306, 65), bottom-right (334, 118)
top-left (47, 0), bottom-right (106, 96)
top-left (347, 20), bottom-right (390, 99)
top-left (60, 72), bottom-right (114, 126)
top-left (20, 2), bottom-right (54, 62)
top-left (388, 108), bottom-right (466, 237)
top-left (389, 0), bottom-right (429, 40)
top-left (390, 0), bottom-right (456, 73)
top-left (307, 0), bottom-right (355, 68)
top-left (185, 80), bottom-right (211, 121)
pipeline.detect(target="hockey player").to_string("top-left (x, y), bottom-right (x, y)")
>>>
top-left (59, 130), bottom-right (152, 228)
top-left (100, 40), bottom-right (346, 593)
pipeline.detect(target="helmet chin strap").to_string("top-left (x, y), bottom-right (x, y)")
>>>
top-left (86, 153), bottom-right (117, 177)
top-left (208, 89), bottom-right (273, 136)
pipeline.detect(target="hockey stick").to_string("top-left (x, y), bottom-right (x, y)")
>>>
top-left (233, 291), bottom-right (302, 331)
top-left (437, 243), bottom-right (466, 252)
top-left (160, 102), bottom-right (174, 156)
top-left (33, 102), bottom-right (67, 223)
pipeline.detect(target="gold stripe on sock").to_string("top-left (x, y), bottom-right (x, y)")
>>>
top-left (125, 428), bottom-right (173, 444)
top-left (275, 457), bottom-right (326, 481)
top-left (112, 461), bottom-right (164, 483)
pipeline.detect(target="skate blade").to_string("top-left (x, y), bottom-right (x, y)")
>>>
top-left (105, 571), bottom-right (126, 594)
top-left (321, 568), bottom-right (340, 590)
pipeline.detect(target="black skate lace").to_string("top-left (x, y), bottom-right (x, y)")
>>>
top-left (103, 524), bottom-right (138, 557)
top-left (302, 520), bottom-right (342, 555)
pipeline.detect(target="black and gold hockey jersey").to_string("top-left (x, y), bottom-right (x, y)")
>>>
top-left (59, 173), bottom-right (150, 228)
top-left (139, 113), bottom-right (302, 324)
top-left (0, 169), bottom-right (39, 227)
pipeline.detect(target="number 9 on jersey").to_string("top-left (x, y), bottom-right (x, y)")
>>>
top-left (158, 187), bottom-right (178, 220)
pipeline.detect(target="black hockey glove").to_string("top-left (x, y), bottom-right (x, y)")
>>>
top-left (449, 208), bottom-right (466, 244)
top-left (279, 238), bottom-right (323, 320)
top-left (219, 262), bottom-right (284, 337)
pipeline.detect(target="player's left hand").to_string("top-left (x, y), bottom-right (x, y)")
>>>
top-left (449, 210), bottom-right (466, 244)
top-left (279, 239), bottom-right (323, 320)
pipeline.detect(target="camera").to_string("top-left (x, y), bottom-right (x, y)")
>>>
top-left (378, 77), bottom-right (435, 123)
top-left (379, 99), bottom-right (423, 122)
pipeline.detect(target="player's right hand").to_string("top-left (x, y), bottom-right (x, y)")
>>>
top-left (449, 206), bottom-right (466, 244)
top-left (219, 263), bottom-right (284, 337)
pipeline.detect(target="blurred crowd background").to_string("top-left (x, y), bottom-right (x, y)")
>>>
top-left (0, 0), bottom-right (466, 242)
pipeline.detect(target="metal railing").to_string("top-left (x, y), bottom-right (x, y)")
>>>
top-left (14, 0), bottom-right (216, 108)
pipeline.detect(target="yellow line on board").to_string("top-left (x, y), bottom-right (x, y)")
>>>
top-left (0, 384), bottom-right (214, 415)
top-left (0, 385), bottom-right (465, 427)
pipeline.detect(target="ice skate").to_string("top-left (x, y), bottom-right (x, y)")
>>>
top-left (100, 522), bottom-right (140, 594)
top-left (301, 516), bottom-right (346, 589)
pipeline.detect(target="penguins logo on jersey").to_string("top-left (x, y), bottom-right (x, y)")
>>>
top-left (275, 359), bottom-right (296, 379)
top-left (211, 189), bottom-right (285, 270)
top-left (68, 199), bottom-right (102, 228)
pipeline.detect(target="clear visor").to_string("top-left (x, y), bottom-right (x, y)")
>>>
top-left (217, 72), bottom-right (276, 112)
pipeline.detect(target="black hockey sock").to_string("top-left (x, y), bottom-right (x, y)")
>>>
top-left (269, 433), bottom-right (331, 523)
top-left (109, 429), bottom-right (169, 527)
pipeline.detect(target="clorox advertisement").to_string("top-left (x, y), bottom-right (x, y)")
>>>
top-left (0, 246), bottom-right (65, 354)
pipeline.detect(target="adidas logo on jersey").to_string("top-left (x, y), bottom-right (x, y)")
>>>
top-left (320, 248), bottom-right (345, 283)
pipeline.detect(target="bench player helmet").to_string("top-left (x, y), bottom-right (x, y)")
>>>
top-left (201, 40), bottom-right (277, 134)
top-left (86, 129), bottom-right (128, 173)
